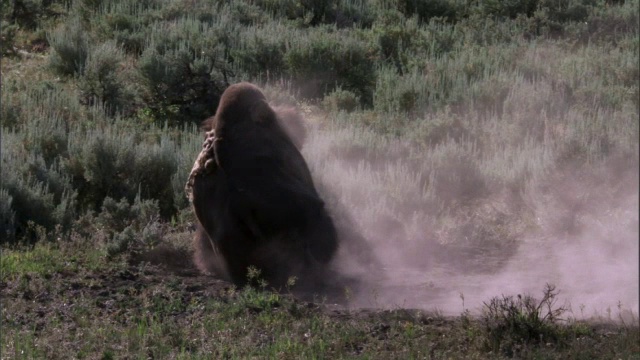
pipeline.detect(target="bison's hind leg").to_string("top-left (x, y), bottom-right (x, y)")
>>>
top-left (193, 224), bottom-right (230, 280)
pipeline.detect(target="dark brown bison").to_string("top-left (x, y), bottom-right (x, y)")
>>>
top-left (201, 104), bottom-right (308, 151)
top-left (186, 83), bottom-right (338, 289)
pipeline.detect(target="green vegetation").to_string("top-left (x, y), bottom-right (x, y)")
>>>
top-left (1, 0), bottom-right (638, 358)
top-left (2, 241), bottom-right (638, 358)
top-left (2, 0), bottom-right (637, 245)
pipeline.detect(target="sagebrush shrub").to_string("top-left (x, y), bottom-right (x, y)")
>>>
top-left (0, 189), bottom-right (16, 243)
top-left (374, 14), bottom-right (424, 73)
top-left (2, 0), bottom-right (637, 257)
top-left (78, 41), bottom-right (129, 115)
top-left (482, 0), bottom-right (538, 19)
top-left (333, 0), bottom-right (375, 28)
top-left (48, 18), bottom-right (90, 76)
top-left (138, 45), bottom-right (228, 125)
top-left (253, 0), bottom-right (304, 20)
top-left (91, 2), bottom-right (149, 55)
top-left (300, 0), bottom-right (338, 25)
top-left (539, 0), bottom-right (596, 23)
top-left (398, 0), bottom-right (461, 23)
top-left (285, 28), bottom-right (375, 104)
top-left (0, 89), bottom-right (21, 129)
top-left (0, 22), bottom-right (18, 55)
top-left (98, 195), bottom-right (160, 235)
top-left (137, 18), bottom-right (236, 125)
top-left (98, 195), bottom-right (163, 257)
top-left (65, 125), bottom-right (179, 218)
top-left (374, 66), bottom-right (430, 114)
top-left (229, 1), bottom-right (269, 25)
top-left (0, 77), bottom-right (199, 243)
top-left (405, 109), bottom-right (470, 146)
top-left (1, 162), bottom-right (77, 245)
top-left (3, 0), bottom-right (66, 30)
top-left (1, 125), bottom-right (77, 244)
top-left (232, 24), bottom-right (288, 79)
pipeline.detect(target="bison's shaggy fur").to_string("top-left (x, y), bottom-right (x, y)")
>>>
top-left (186, 83), bottom-right (338, 289)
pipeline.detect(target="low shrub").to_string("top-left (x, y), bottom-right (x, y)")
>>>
top-left (323, 87), bottom-right (360, 112)
top-left (97, 196), bottom-right (164, 258)
top-left (482, 284), bottom-right (568, 357)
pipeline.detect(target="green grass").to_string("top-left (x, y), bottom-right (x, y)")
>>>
top-left (1, 236), bottom-right (112, 281)
top-left (1, 242), bottom-right (67, 279)
top-left (1, 242), bottom-right (638, 358)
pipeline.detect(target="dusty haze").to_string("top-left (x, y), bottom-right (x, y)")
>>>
top-left (301, 116), bottom-right (639, 321)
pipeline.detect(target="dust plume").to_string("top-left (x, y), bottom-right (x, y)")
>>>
top-left (302, 117), bottom-right (639, 320)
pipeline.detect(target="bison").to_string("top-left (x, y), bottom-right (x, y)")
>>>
top-left (186, 83), bottom-right (338, 289)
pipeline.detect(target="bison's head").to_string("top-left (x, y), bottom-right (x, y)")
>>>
top-left (213, 83), bottom-right (277, 131)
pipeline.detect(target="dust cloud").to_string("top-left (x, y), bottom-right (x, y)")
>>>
top-left (303, 121), bottom-right (639, 321)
